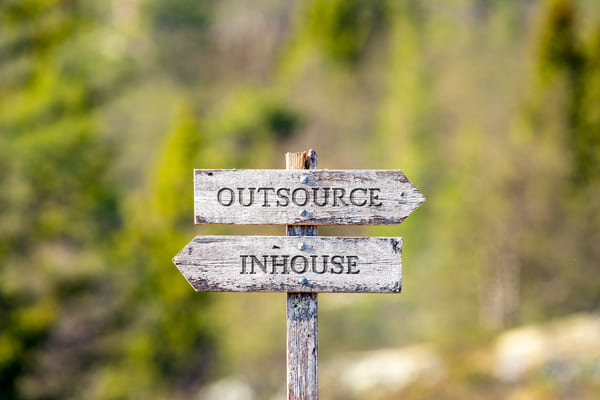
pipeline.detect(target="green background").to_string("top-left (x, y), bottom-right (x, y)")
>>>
top-left (1, 0), bottom-right (599, 399)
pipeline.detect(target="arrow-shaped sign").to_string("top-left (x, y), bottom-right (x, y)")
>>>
top-left (173, 236), bottom-right (402, 293)
top-left (194, 169), bottom-right (425, 225)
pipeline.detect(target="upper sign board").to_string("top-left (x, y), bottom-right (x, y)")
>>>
top-left (194, 169), bottom-right (425, 225)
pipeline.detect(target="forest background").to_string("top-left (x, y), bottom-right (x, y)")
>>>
top-left (1, 0), bottom-right (599, 399)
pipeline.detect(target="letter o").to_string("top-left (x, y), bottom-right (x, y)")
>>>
top-left (292, 188), bottom-right (309, 206)
top-left (217, 188), bottom-right (234, 206)
top-left (290, 255), bottom-right (308, 273)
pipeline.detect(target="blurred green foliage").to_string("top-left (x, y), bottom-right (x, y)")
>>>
top-left (0, 2), bottom-right (119, 398)
top-left (145, 0), bottom-right (214, 81)
top-left (305, 0), bottom-right (389, 63)
top-left (1, 0), bottom-right (599, 399)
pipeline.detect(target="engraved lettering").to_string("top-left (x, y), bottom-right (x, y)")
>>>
top-left (333, 188), bottom-right (348, 206)
top-left (250, 255), bottom-right (268, 274)
top-left (369, 188), bottom-right (383, 206)
top-left (276, 188), bottom-right (290, 206)
top-left (291, 188), bottom-right (309, 206)
top-left (256, 187), bottom-right (275, 207)
top-left (330, 255), bottom-right (344, 273)
top-left (218, 186), bottom-right (380, 207)
top-left (290, 255), bottom-right (308, 274)
top-left (313, 187), bottom-right (330, 206)
top-left (347, 256), bottom-right (360, 274)
top-left (240, 255), bottom-right (249, 274)
top-left (238, 187), bottom-right (255, 206)
top-left (217, 187), bottom-right (234, 206)
top-left (271, 255), bottom-right (290, 274)
top-left (239, 254), bottom-right (360, 275)
top-left (310, 255), bottom-right (326, 274)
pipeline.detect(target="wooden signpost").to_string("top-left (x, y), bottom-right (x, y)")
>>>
top-left (173, 150), bottom-right (425, 400)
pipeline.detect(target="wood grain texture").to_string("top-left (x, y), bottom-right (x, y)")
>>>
top-left (286, 150), bottom-right (318, 400)
top-left (172, 235), bottom-right (403, 293)
top-left (287, 292), bottom-right (317, 400)
top-left (194, 169), bottom-right (425, 225)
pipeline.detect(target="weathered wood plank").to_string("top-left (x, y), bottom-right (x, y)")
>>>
top-left (287, 292), bottom-right (317, 400)
top-left (172, 235), bottom-right (402, 293)
top-left (194, 169), bottom-right (425, 225)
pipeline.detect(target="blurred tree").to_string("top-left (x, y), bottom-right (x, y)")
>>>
top-left (204, 89), bottom-right (303, 167)
top-left (98, 103), bottom-right (215, 400)
top-left (2, 0), bottom-right (599, 398)
top-left (516, 0), bottom-right (600, 319)
top-left (304, 0), bottom-right (389, 64)
top-left (371, 0), bottom-right (600, 334)
top-left (0, 1), bottom-right (121, 398)
top-left (103, 90), bottom-right (301, 397)
top-left (145, 0), bottom-right (214, 82)
top-left (572, 19), bottom-right (600, 185)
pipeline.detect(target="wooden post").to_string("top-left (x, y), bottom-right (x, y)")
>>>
top-left (286, 150), bottom-right (318, 400)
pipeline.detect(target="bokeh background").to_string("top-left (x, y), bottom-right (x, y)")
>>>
top-left (1, 0), bottom-right (600, 399)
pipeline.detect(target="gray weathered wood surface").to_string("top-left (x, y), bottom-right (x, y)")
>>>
top-left (194, 169), bottom-right (425, 225)
top-left (172, 235), bottom-right (403, 293)
top-left (287, 292), bottom-right (317, 400)
top-left (286, 150), bottom-right (318, 400)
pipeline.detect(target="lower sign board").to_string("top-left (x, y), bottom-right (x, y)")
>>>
top-left (173, 236), bottom-right (402, 293)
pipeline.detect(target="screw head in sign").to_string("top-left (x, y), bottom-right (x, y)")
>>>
top-left (298, 242), bottom-right (306, 250)
top-left (300, 210), bottom-right (308, 217)
top-left (300, 176), bottom-right (309, 184)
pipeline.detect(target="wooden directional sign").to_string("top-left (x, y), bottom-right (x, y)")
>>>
top-left (173, 151), bottom-right (425, 400)
top-left (194, 169), bottom-right (425, 225)
top-left (173, 236), bottom-right (402, 293)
